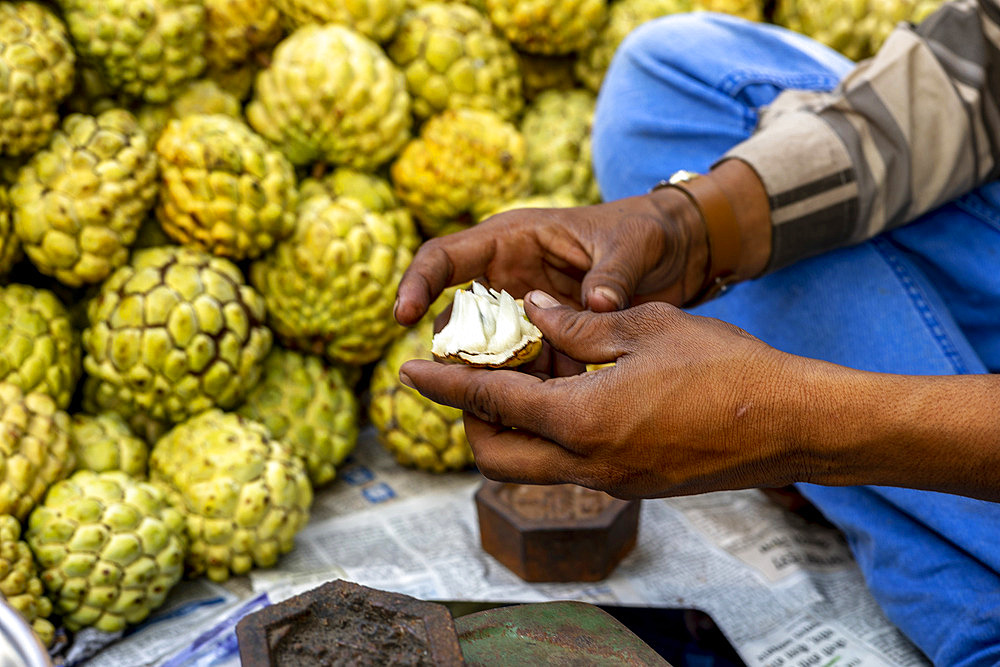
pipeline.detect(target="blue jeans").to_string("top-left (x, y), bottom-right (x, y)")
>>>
top-left (593, 14), bottom-right (1000, 666)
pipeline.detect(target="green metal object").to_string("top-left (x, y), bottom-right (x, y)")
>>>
top-left (454, 601), bottom-right (671, 666)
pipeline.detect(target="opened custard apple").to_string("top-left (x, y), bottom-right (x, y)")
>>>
top-left (12, 110), bottom-right (158, 287)
top-left (150, 410), bottom-right (312, 582)
top-left (27, 470), bottom-right (186, 632)
top-left (247, 24), bottom-right (412, 168)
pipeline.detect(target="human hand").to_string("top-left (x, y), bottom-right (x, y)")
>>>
top-left (394, 186), bottom-right (708, 326)
top-left (399, 290), bottom-right (807, 499)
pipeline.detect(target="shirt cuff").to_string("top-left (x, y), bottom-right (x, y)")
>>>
top-left (722, 110), bottom-right (860, 273)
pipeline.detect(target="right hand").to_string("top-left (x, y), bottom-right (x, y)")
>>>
top-left (393, 187), bottom-right (708, 326)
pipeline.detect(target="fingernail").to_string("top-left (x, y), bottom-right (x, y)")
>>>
top-left (393, 295), bottom-right (400, 319)
top-left (399, 371), bottom-right (415, 390)
top-left (527, 290), bottom-right (560, 309)
top-left (588, 285), bottom-right (621, 309)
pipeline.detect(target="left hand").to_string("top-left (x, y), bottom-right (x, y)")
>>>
top-left (399, 290), bottom-right (809, 499)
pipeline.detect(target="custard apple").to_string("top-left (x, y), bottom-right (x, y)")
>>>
top-left (82, 246), bottom-right (273, 426)
top-left (204, 0), bottom-right (283, 72)
top-left (575, 0), bottom-right (692, 92)
top-left (273, 0), bottom-right (405, 43)
top-left (485, 0), bottom-right (607, 55)
top-left (237, 348), bottom-right (358, 487)
top-left (388, 3), bottom-right (522, 120)
top-left (370, 318), bottom-right (473, 472)
top-left (480, 192), bottom-right (579, 220)
top-left (56, 0), bottom-right (206, 103)
top-left (137, 79), bottom-right (243, 142)
top-left (0, 187), bottom-right (21, 278)
top-left (156, 114), bottom-right (297, 260)
top-left (298, 167), bottom-right (416, 241)
top-left (517, 52), bottom-right (577, 101)
top-left (775, 0), bottom-right (941, 61)
top-left (71, 413), bottom-right (148, 477)
top-left (699, 0), bottom-right (763, 21)
top-left (247, 24), bottom-right (412, 168)
top-left (0, 284), bottom-right (79, 409)
top-left (522, 89), bottom-right (600, 204)
top-left (11, 110), bottom-right (158, 288)
top-left (391, 108), bottom-right (529, 237)
top-left (150, 410), bottom-right (312, 582)
top-left (27, 470), bottom-right (186, 632)
top-left (250, 194), bottom-right (418, 366)
top-left (0, 515), bottom-right (54, 646)
top-left (0, 2), bottom-right (76, 156)
top-left (0, 383), bottom-right (73, 521)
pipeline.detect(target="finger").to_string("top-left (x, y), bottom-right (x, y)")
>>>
top-left (523, 291), bottom-right (630, 363)
top-left (463, 414), bottom-right (582, 485)
top-left (395, 232), bottom-right (499, 325)
top-left (400, 360), bottom-right (563, 433)
top-left (580, 219), bottom-right (659, 312)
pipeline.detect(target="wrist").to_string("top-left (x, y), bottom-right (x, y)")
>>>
top-left (646, 185), bottom-right (709, 304)
top-left (706, 159), bottom-right (771, 280)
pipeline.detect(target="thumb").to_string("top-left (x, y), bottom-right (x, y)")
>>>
top-left (581, 244), bottom-right (645, 312)
top-left (524, 291), bottom-right (630, 363)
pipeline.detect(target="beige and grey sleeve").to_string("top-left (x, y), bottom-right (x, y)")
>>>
top-left (725, 0), bottom-right (1000, 272)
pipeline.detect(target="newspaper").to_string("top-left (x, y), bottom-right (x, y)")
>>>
top-left (75, 428), bottom-right (929, 666)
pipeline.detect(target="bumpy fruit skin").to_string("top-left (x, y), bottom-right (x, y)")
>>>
top-left (0, 3), bottom-right (76, 156)
top-left (12, 110), bottom-right (159, 288)
top-left (251, 195), bottom-right (418, 365)
top-left (137, 79), bottom-right (243, 142)
top-left (699, 0), bottom-right (763, 21)
top-left (56, 0), bottom-right (206, 103)
top-left (237, 348), bottom-right (358, 486)
top-left (0, 187), bottom-right (22, 278)
top-left (204, 0), bottom-right (283, 71)
top-left (371, 319), bottom-right (473, 472)
top-left (575, 0), bottom-right (691, 92)
top-left (247, 25), bottom-right (412, 168)
top-left (27, 470), bottom-right (186, 632)
top-left (0, 284), bottom-right (79, 409)
top-left (517, 52), bottom-right (577, 101)
top-left (156, 114), bottom-right (297, 260)
top-left (479, 192), bottom-right (579, 220)
top-left (522, 89), bottom-right (600, 204)
top-left (392, 109), bottom-right (530, 237)
top-left (0, 515), bottom-right (54, 646)
top-left (485, 0), bottom-right (607, 55)
top-left (274, 0), bottom-right (405, 43)
top-left (0, 383), bottom-right (73, 520)
top-left (775, 0), bottom-right (940, 61)
top-left (150, 410), bottom-right (312, 582)
top-left (71, 413), bottom-right (148, 477)
top-left (82, 246), bottom-right (273, 426)
top-left (388, 3), bottom-right (522, 120)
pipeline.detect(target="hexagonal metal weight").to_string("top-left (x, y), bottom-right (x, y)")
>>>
top-left (474, 480), bottom-right (641, 582)
top-left (235, 579), bottom-right (465, 666)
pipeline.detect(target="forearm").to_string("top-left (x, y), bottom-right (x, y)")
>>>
top-left (785, 358), bottom-right (1000, 502)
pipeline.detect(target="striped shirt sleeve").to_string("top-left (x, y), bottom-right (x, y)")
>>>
top-left (724, 0), bottom-right (1000, 272)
